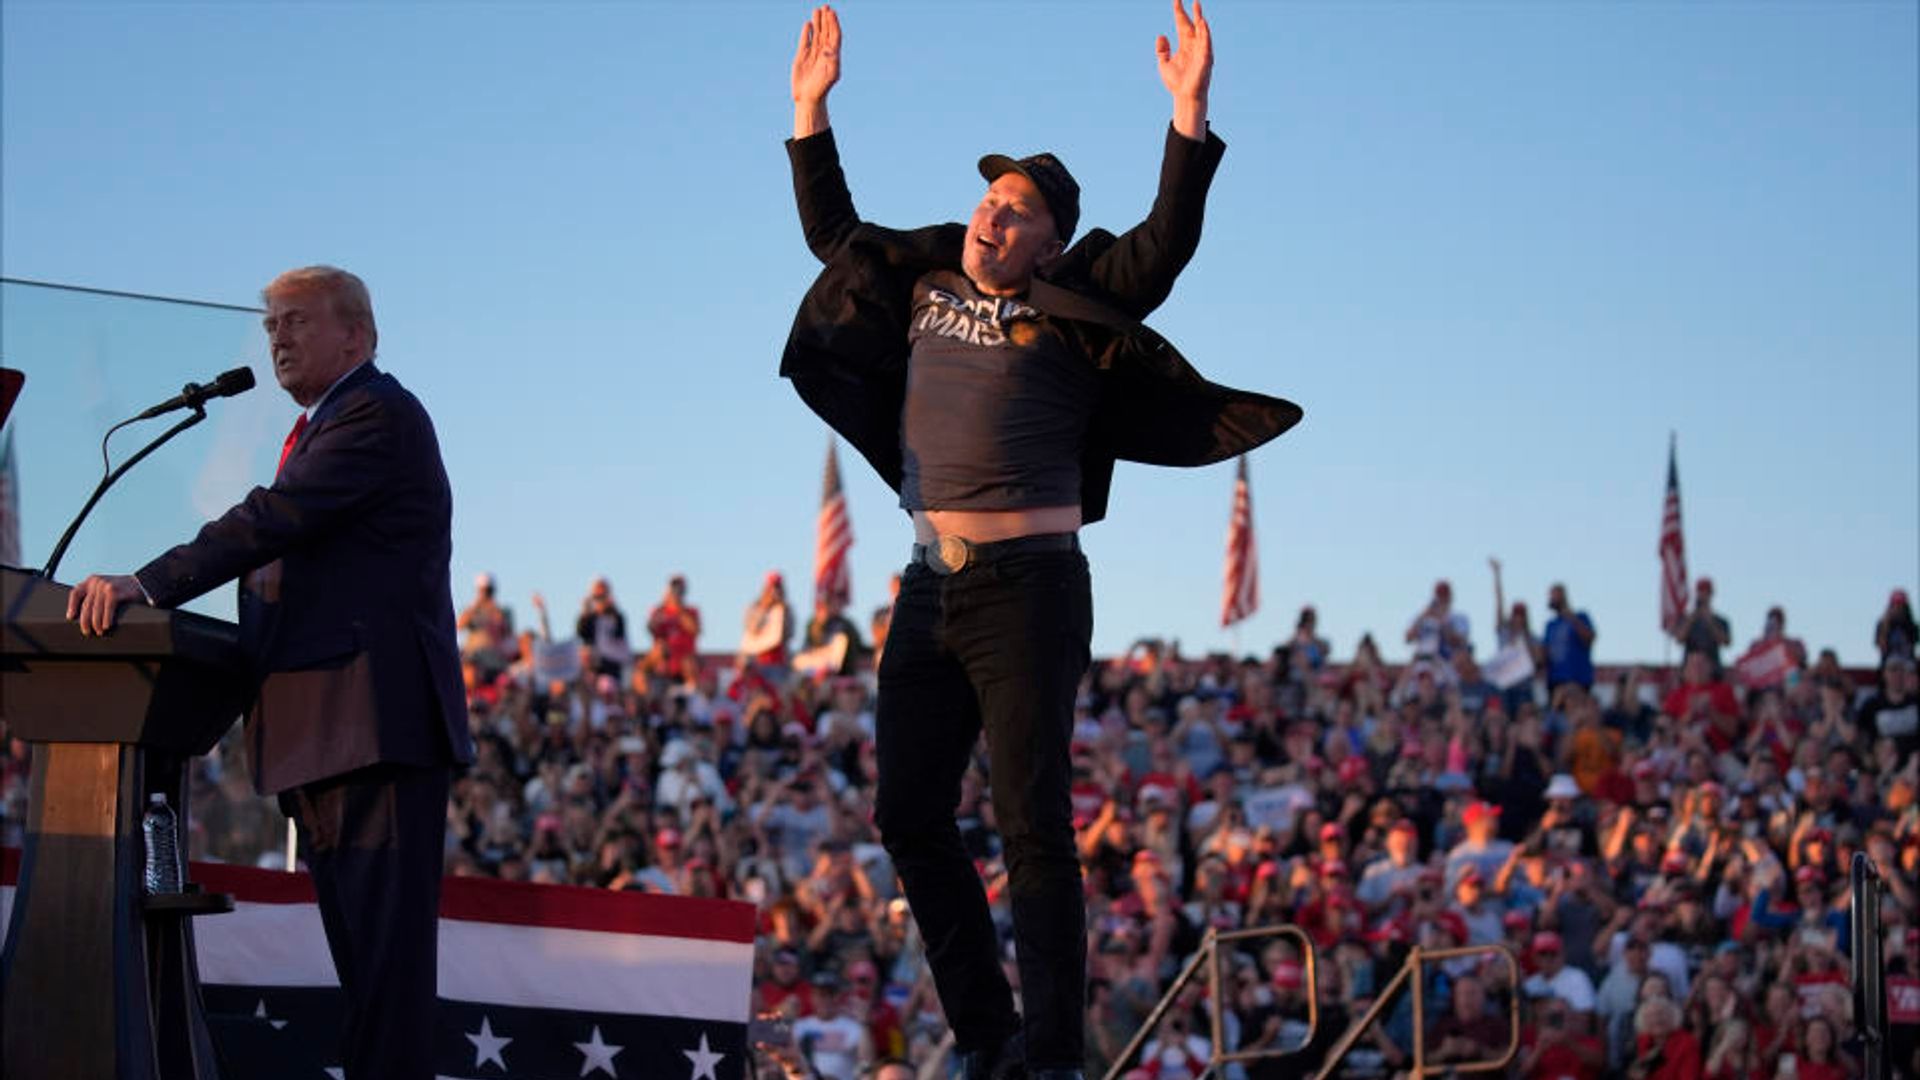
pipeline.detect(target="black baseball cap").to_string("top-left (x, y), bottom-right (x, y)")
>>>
top-left (977, 151), bottom-right (1081, 244)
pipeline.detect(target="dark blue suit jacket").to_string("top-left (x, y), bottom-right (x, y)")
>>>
top-left (137, 362), bottom-right (473, 794)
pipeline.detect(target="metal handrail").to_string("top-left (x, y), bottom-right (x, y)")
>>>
top-left (1100, 924), bottom-right (1321, 1080)
top-left (1309, 943), bottom-right (1521, 1080)
top-left (1852, 852), bottom-right (1889, 1080)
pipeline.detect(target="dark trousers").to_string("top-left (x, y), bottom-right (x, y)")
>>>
top-left (874, 550), bottom-right (1093, 1070)
top-left (280, 763), bottom-right (451, 1080)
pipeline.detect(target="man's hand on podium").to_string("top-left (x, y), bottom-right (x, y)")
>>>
top-left (66, 573), bottom-right (146, 636)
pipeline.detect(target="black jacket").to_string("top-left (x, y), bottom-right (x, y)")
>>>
top-left (780, 124), bottom-right (1302, 524)
top-left (138, 362), bottom-right (473, 793)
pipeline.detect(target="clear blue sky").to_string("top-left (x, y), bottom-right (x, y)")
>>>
top-left (3, 1), bottom-right (1914, 666)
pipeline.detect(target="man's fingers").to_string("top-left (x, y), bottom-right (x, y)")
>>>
top-left (1155, 34), bottom-right (1172, 63)
top-left (66, 582), bottom-right (83, 620)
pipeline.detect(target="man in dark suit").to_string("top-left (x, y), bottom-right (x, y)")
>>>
top-left (68, 264), bottom-right (472, 1080)
top-left (782, 6), bottom-right (1297, 1078)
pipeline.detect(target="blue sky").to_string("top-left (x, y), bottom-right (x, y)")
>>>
top-left (3, 1), bottom-right (1914, 666)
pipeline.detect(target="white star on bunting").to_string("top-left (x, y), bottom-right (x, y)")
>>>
top-left (574, 1024), bottom-right (624, 1077)
top-left (252, 999), bottom-right (288, 1031)
top-left (466, 1014), bottom-right (513, 1071)
top-left (683, 1032), bottom-right (725, 1080)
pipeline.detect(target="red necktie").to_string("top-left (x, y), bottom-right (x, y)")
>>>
top-left (276, 413), bottom-right (309, 477)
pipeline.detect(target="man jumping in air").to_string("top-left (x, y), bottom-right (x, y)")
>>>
top-left (780, 5), bottom-right (1300, 1076)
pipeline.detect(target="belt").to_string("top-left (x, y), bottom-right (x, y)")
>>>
top-left (910, 532), bottom-right (1079, 576)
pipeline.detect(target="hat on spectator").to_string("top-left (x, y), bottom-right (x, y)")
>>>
top-left (1794, 865), bottom-right (1825, 886)
top-left (810, 970), bottom-right (844, 992)
top-left (1319, 822), bottom-right (1345, 843)
top-left (1807, 827), bottom-right (1833, 844)
top-left (773, 947), bottom-right (800, 964)
top-left (1320, 860), bottom-right (1348, 879)
top-left (656, 828), bottom-right (682, 849)
top-left (1696, 577), bottom-right (1714, 594)
top-left (1699, 781), bottom-right (1725, 800)
top-left (1390, 819), bottom-right (1418, 838)
top-left (1544, 774), bottom-right (1582, 801)
top-left (1631, 759), bottom-right (1660, 780)
top-left (1502, 911), bottom-right (1531, 931)
top-left (1455, 864), bottom-right (1484, 888)
top-left (1271, 960), bottom-right (1305, 989)
top-left (1435, 911), bottom-right (1470, 942)
top-left (1660, 851), bottom-right (1689, 875)
top-left (1532, 931), bottom-right (1564, 954)
top-left (1462, 801), bottom-right (1501, 825)
top-left (765, 570), bottom-right (783, 587)
top-left (1338, 757), bottom-right (1369, 786)
top-left (1366, 920), bottom-right (1412, 945)
top-left (475, 572), bottom-right (495, 590)
top-left (1894, 588), bottom-right (1910, 606)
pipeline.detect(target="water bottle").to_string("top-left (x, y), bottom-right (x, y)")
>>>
top-left (142, 792), bottom-right (182, 895)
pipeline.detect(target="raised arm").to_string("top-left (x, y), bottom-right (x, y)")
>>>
top-left (787, 6), bottom-right (861, 262)
top-left (1076, 0), bottom-right (1222, 318)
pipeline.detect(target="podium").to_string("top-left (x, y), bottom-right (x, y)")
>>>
top-left (0, 567), bottom-right (252, 1080)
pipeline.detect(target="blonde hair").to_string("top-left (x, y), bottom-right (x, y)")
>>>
top-left (1705, 1018), bottom-right (1750, 1073)
top-left (262, 265), bottom-right (378, 360)
top-left (1634, 997), bottom-right (1682, 1038)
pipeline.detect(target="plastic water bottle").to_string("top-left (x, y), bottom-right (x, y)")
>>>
top-left (142, 792), bottom-right (182, 895)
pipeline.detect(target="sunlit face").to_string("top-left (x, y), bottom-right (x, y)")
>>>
top-left (264, 288), bottom-right (365, 407)
top-left (962, 172), bottom-right (1061, 295)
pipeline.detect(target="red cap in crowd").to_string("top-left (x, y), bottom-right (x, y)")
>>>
top-left (1436, 911), bottom-right (1469, 942)
top-left (1272, 961), bottom-right (1305, 989)
top-left (1532, 931), bottom-right (1564, 954)
top-left (1320, 823), bottom-right (1345, 843)
top-left (1502, 911), bottom-right (1531, 931)
top-left (1660, 851), bottom-right (1690, 875)
top-left (1462, 801), bottom-right (1501, 825)
top-left (1795, 865), bottom-right (1825, 886)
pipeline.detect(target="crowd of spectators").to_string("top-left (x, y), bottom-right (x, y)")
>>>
top-left (3, 571), bottom-right (1914, 1080)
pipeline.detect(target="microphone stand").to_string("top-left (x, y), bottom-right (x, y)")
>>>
top-left (41, 406), bottom-right (207, 582)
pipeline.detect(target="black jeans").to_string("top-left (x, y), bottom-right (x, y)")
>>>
top-left (874, 548), bottom-right (1094, 1070)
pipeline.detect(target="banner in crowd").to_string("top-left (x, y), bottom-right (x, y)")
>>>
top-left (1, 849), bottom-right (755, 1080)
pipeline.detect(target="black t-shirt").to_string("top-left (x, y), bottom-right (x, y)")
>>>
top-left (900, 271), bottom-right (1099, 510)
top-left (1861, 690), bottom-right (1919, 762)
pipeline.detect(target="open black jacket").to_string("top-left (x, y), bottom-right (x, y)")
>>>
top-left (781, 124), bottom-right (1302, 524)
top-left (137, 362), bottom-right (473, 794)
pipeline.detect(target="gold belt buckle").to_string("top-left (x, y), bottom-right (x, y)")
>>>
top-left (934, 534), bottom-right (972, 575)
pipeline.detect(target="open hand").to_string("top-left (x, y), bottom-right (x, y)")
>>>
top-left (791, 5), bottom-right (841, 105)
top-left (1156, 0), bottom-right (1213, 105)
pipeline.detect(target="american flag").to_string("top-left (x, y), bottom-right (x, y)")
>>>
top-left (1221, 454), bottom-right (1258, 628)
top-left (1, 849), bottom-right (755, 1080)
top-left (813, 438), bottom-right (853, 613)
top-left (1658, 434), bottom-right (1688, 634)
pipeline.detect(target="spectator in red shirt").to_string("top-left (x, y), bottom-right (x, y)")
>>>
top-left (1630, 997), bottom-right (1701, 1080)
top-left (646, 574), bottom-right (703, 685)
top-left (1663, 651), bottom-right (1740, 729)
top-left (1518, 994), bottom-right (1606, 1080)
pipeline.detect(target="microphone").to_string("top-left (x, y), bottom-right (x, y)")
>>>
top-left (133, 366), bottom-right (256, 420)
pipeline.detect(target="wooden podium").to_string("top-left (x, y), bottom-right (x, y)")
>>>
top-left (0, 566), bottom-right (252, 1080)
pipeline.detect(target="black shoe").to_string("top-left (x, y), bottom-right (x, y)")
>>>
top-left (987, 1030), bottom-right (1026, 1080)
top-left (955, 1029), bottom-right (1025, 1080)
